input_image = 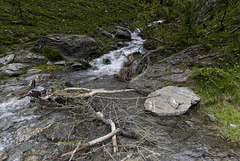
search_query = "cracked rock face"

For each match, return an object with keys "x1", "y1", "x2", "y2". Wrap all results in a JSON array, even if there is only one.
[{"x1": 144, "y1": 86, "x2": 200, "y2": 116}]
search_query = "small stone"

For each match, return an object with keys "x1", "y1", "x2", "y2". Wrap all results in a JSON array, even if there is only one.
[
  {"x1": 0, "y1": 151, "x2": 8, "y2": 161},
  {"x1": 102, "y1": 58, "x2": 111, "y2": 65},
  {"x1": 114, "y1": 26, "x2": 131, "y2": 40},
  {"x1": 27, "y1": 69, "x2": 42, "y2": 74},
  {"x1": 0, "y1": 54, "x2": 15, "y2": 65},
  {"x1": 208, "y1": 114, "x2": 217, "y2": 122},
  {"x1": 54, "y1": 61, "x2": 66, "y2": 66},
  {"x1": 25, "y1": 155, "x2": 39, "y2": 161},
  {"x1": 230, "y1": 124, "x2": 237, "y2": 128},
  {"x1": 100, "y1": 31, "x2": 113, "y2": 38}
]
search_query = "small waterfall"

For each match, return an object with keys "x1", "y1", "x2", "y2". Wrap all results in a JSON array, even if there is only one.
[{"x1": 88, "y1": 29, "x2": 145, "y2": 75}]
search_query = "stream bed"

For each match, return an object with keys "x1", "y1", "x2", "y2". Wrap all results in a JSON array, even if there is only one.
[{"x1": 0, "y1": 30, "x2": 239, "y2": 161}]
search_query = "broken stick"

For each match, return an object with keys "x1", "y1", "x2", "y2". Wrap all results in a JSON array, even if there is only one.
[{"x1": 61, "y1": 128, "x2": 121, "y2": 157}]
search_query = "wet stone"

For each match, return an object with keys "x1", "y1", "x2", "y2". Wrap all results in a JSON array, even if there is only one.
[
  {"x1": 8, "y1": 149, "x2": 23, "y2": 161},
  {"x1": 102, "y1": 58, "x2": 111, "y2": 65},
  {"x1": 24, "y1": 155, "x2": 39, "y2": 161},
  {"x1": 0, "y1": 151, "x2": 8, "y2": 161},
  {"x1": 27, "y1": 69, "x2": 42, "y2": 75},
  {"x1": 54, "y1": 61, "x2": 66, "y2": 66},
  {"x1": 0, "y1": 63, "x2": 28, "y2": 77},
  {"x1": 0, "y1": 54, "x2": 15, "y2": 65},
  {"x1": 14, "y1": 49, "x2": 47, "y2": 65},
  {"x1": 114, "y1": 26, "x2": 131, "y2": 40},
  {"x1": 208, "y1": 114, "x2": 217, "y2": 122}
]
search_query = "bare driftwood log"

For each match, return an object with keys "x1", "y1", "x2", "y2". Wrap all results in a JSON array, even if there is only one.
[
  {"x1": 61, "y1": 128, "x2": 121, "y2": 157},
  {"x1": 41, "y1": 88, "x2": 135, "y2": 101}
]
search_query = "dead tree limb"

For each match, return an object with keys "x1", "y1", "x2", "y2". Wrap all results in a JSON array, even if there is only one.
[
  {"x1": 41, "y1": 88, "x2": 135, "y2": 101},
  {"x1": 230, "y1": 26, "x2": 240, "y2": 34},
  {"x1": 61, "y1": 128, "x2": 121, "y2": 157}
]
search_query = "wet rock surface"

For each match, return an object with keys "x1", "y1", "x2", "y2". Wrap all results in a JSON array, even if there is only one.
[
  {"x1": 144, "y1": 86, "x2": 200, "y2": 116},
  {"x1": 114, "y1": 26, "x2": 131, "y2": 40}
]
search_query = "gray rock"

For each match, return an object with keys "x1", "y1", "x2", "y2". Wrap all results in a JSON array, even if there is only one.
[
  {"x1": 144, "y1": 86, "x2": 200, "y2": 116},
  {"x1": 102, "y1": 58, "x2": 111, "y2": 65},
  {"x1": 42, "y1": 123, "x2": 74, "y2": 142},
  {"x1": 35, "y1": 35, "x2": 98, "y2": 59},
  {"x1": 0, "y1": 63, "x2": 28, "y2": 76},
  {"x1": 71, "y1": 59, "x2": 91, "y2": 70},
  {"x1": 0, "y1": 151, "x2": 8, "y2": 161},
  {"x1": 129, "y1": 68, "x2": 165, "y2": 95},
  {"x1": 100, "y1": 30, "x2": 113, "y2": 38},
  {"x1": 25, "y1": 74, "x2": 51, "y2": 86},
  {"x1": 8, "y1": 149, "x2": 23, "y2": 161},
  {"x1": 25, "y1": 155, "x2": 39, "y2": 161},
  {"x1": 114, "y1": 26, "x2": 131, "y2": 40},
  {"x1": 27, "y1": 69, "x2": 42, "y2": 75},
  {"x1": 129, "y1": 46, "x2": 201, "y2": 94},
  {"x1": 162, "y1": 69, "x2": 193, "y2": 82},
  {"x1": 208, "y1": 114, "x2": 217, "y2": 122},
  {"x1": 54, "y1": 61, "x2": 66, "y2": 66},
  {"x1": 0, "y1": 54, "x2": 15, "y2": 65},
  {"x1": 14, "y1": 49, "x2": 47, "y2": 65}
]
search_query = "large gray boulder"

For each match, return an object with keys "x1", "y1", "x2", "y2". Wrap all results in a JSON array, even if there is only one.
[
  {"x1": 144, "y1": 86, "x2": 200, "y2": 116},
  {"x1": 35, "y1": 35, "x2": 98, "y2": 59},
  {"x1": 14, "y1": 49, "x2": 47, "y2": 65},
  {"x1": 0, "y1": 63, "x2": 28, "y2": 76}
]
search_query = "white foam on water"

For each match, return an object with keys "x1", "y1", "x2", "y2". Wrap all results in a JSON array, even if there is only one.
[{"x1": 88, "y1": 29, "x2": 145, "y2": 76}]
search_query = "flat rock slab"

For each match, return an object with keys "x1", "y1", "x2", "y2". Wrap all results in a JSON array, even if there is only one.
[
  {"x1": 144, "y1": 86, "x2": 200, "y2": 116},
  {"x1": 14, "y1": 49, "x2": 47, "y2": 64},
  {"x1": 0, "y1": 63, "x2": 28, "y2": 76},
  {"x1": 0, "y1": 54, "x2": 15, "y2": 65}
]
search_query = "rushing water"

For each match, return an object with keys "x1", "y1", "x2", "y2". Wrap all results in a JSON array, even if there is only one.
[{"x1": 88, "y1": 29, "x2": 145, "y2": 75}]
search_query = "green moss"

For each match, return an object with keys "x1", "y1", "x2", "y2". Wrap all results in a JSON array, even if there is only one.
[
  {"x1": 42, "y1": 45, "x2": 63, "y2": 62},
  {"x1": 0, "y1": 74, "x2": 10, "y2": 84},
  {"x1": 33, "y1": 63, "x2": 60, "y2": 72}
]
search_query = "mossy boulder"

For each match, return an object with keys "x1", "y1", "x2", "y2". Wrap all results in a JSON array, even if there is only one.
[{"x1": 35, "y1": 35, "x2": 98, "y2": 60}]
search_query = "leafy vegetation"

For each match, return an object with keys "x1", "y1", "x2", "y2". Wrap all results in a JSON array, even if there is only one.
[
  {"x1": 42, "y1": 45, "x2": 63, "y2": 62},
  {"x1": 0, "y1": 0, "x2": 139, "y2": 45},
  {"x1": 33, "y1": 63, "x2": 61, "y2": 72}
]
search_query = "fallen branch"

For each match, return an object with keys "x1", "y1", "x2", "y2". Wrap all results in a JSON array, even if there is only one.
[
  {"x1": 230, "y1": 26, "x2": 240, "y2": 34},
  {"x1": 61, "y1": 128, "x2": 121, "y2": 157},
  {"x1": 108, "y1": 119, "x2": 118, "y2": 153},
  {"x1": 41, "y1": 88, "x2": 135, "y2": 101},
  {"x1": 121, "y1": 153, "x2": 132, "y2": 161}
]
